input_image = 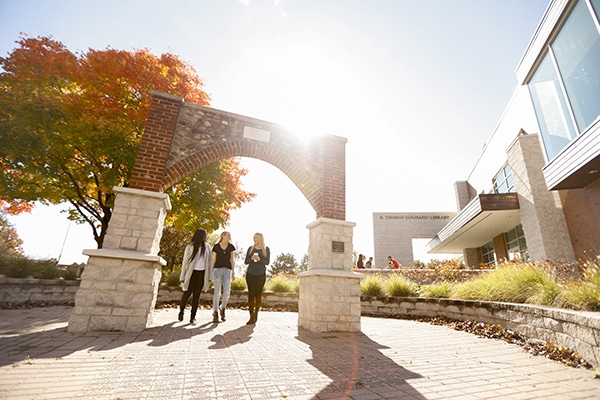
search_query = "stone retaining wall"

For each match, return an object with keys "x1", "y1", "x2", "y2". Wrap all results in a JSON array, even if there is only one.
[
  {"x1": 360, "y1": 296, "x2": 600, "y2": 369},
  {"x1": 1, "y1": 278, "x2": 598, "y2": 368},
  {"x1": 0, "y1": 278, "x2": 80, "y2": 305}
]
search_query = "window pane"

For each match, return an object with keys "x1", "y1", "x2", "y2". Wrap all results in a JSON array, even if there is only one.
[
  {"x1": 506, "y1": 174, "x2": 514, "y2": 192},
  {"x1": 592, "y1": 0, "x2": 600, "y2": 24},
  {"x1": 506, "y1": 229, "x2": 517, "y2": 242},
  {"x1": 552, "y1": 0, "x2": 600, "y2": 132},
  {"x1": 516, "y1": 224, "x2": 524, "y2": 236},
  {"x1": 529, "y1": 55, "x2": 577, "y2": 159}
]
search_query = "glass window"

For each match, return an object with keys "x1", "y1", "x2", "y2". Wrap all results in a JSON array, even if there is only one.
[
  {"x1": 493, "y1": 164, "x2": 515, "y2": 194},
  {"x1": 529, "y1": 52, "x2": 578, "y2": 159},
  {"x1": 591, "y1": 0, "x2": 600, "y2": 33},
  {"x1": 505, "y1": 224, "x2": 528, "y2": 261},
  {"x1": 552, "y1": 0, "x2": 600, "y2": 132},
  {"x1": 528, "y1": 0, "x2": 600, "y2": 160},
  {"x1": 481, "y1": 241, "x2": 496, "y2": 266}
]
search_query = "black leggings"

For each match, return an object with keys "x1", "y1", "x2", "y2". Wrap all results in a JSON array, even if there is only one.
[
  {"x1": 245, "y1": 273, "x2": 266, "y2": 311},
  {"x1": 180, "y1": 270, "x2": 205, "y2": 318}
]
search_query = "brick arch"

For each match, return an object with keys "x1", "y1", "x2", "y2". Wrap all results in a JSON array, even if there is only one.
[
  {"x1": 164, "y1": 142, "x2": 322, "y2": 214},
  {"x1": 130, "y1": 91, "x2": 347, "y2": 220}
]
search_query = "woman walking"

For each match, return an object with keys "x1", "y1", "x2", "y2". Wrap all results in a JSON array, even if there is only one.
[
  {"x1": 211, "y1": 231, "x2": 236, "y2": 323},
  {"x1": 178, "y1": 228, "x2": 213, "y2": 325},
  {"x1": 244, "y1": 232, "x2": 270, "y2": 325}
]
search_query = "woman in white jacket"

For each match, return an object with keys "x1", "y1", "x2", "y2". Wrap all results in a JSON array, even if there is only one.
[{"x1": 178, "y1": 228, "x2": 213, "y2": 325}]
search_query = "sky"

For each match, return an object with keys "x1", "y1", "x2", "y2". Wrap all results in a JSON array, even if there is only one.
[{"x1": 1, "y1": 0, "x2": 550, "y2": 267}]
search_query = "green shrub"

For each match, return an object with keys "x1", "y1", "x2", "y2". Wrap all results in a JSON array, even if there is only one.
[
  {"x1": 166, "y1": 270, "x2": 181, "y2": 287},
  {"x1": 361, "y1": 275, "x2": 384, "y2": 296},
  {"x1": 0, "y1": 257, "x2": 42, "y2": 278},
  {"x1": 35, "y1": 264, "x2": 62, "y2": 279},
  {"x1": 231, "y1": 276, "x2": 247, "y2": 291},
  {"x1": 420, "y1": 281, "x2": 455, "y2": 298},
  {"x1": 269, "y1": 275, "x2": 293, "y2": 292},
  {"x1": 292, "y1": 278, "x2": 300, "y2": 293},
  {"x1": 384, "y1": 274, "x2": 416, "y2": 297},
  {"x1": 62, "y1": 269, "x2": 79, "y2": 280}
]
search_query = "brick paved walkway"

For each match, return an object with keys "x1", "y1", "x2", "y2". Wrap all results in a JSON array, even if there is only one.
[{"x1": 0, "y1": 306, "x2": 598, "y2": 399}]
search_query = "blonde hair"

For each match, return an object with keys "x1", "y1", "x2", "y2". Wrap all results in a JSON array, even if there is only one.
[
  {"x1": 218, "y1": 231, "x2": 230, "y2": 244},
  {"x1": 252, "y1": 232, "x2": 267, "y2": 257}
]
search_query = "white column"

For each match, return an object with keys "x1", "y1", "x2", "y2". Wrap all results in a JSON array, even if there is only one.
[
  {"x1": 299, "y1": 218, "x2": 362, "y2": 332},
  {"x1": 68, "y1": 187, "x2": 170, "y2": 332}
]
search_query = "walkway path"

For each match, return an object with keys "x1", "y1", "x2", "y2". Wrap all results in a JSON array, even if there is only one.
[{"x1": 0, "y1": 306, "x2": 598, "y2": 399}]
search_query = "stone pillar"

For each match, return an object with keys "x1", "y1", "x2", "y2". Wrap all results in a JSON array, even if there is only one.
[
  {"x1": 68, "y1": 187, "x2": 170, "y2": 332},
  {"x1": 462, "y1": 248, "x2": 479, "y2": 267},
  {"x1": 298, "y1": 217, "x2": 362, "y2": 332},
  {"x1": 506, "y1": 133, "x2": 575, "y2": 261}
]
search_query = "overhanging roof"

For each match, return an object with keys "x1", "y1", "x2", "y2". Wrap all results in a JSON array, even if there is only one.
[
  {"x1": 426, "y1": 193, "x2": 520, "y2": 254},
  {"x1": 543, "y1": 121, "x2": 600, "y2": 190}
]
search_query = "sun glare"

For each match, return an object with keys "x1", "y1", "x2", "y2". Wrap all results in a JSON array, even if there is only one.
[{"x1": 245, "y1": 32, "x2": 362, "y2": 144}]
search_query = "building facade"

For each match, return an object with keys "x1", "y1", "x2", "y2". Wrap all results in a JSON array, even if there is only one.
[
  {"x1": 372, "y1": 212, "x2": 456, "y2": 267},
  {"x1": 424, "y1": 0, "x2": 600, "y2": 266}
]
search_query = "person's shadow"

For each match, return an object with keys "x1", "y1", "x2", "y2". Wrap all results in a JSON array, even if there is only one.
[
  {"x1": 208, "y1": 325, "x2": 254, "y2": 349},
  {"x1": 296, "y1": 328, "x2": 426, "y2": 399}
]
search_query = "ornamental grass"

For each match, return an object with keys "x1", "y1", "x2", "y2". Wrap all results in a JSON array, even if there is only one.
[
  {"x1": 451, "y1": 262, "x2": 562, "y2": 305},
  {"x1": 360, "y1": 274, "x2": 385, "y2": 296}
]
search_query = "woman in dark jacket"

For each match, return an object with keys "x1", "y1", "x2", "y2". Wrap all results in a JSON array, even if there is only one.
[{"x1": 244, "y1": 232, "x2": 270, "y2": 325}]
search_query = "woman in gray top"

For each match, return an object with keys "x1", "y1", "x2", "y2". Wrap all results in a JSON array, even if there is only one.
[{"x1": 244, "y1": 232, "x2": 270, "y2": 325}]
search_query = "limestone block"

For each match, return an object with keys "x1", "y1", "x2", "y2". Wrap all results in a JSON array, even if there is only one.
[
  {"x1": 111, "y1": 307, "x2": 148, "y2": 317},
  {"x1": 142, "y1": 269, "x2": 161, "y2": 288},
  {"x1": 473, "y1": 306, "x2": 495, "y2": 319},
  {"x1": 90, "y1": 281, "x2": 118, "y2": 291},
  {"x1": 108, "y1": 213, "x2": 128, "y2": 229},
  {"x1": 126, "y1": 316, "x2": 151, "y2": 332},
  {"x1": 120, "y1": 236, "x2": 138, "y2": 251},
  {"x1": 71, "y1": 292, "x2": 95, "y2": 306},
  {"x1": 107, "y1": 266, "x2": 138, "y2": 283},
  {"x1": 88, "y1": 315, "x2": 128, "y2": 332},
  {"x1": 138, "y1": 238, "x2": 157, "y2": 253},
  {"x1": 73, "y1": 305, "x2": 113, "y2": 316},
  {"x1": 141, "y1": 216, "x2": 160, "y2": 231},
  {"x1": 67, "y1": 315, "x2": 90, "y2": 332},
  {"x1": 96, "y1": 290, "x2": 133, "y2": 307},
  {"x1": 102, "y1": 235, "x2": 120, "y2": 250},
  {"x1": 562, "y1": 322, "x2": 596, "y2": 345},
  {"x1": 125, "y1": 215, "x2": 144, "y2": 230},
  {"x1": 131, "y1": 293, "x2": 155, "y2": 309}
]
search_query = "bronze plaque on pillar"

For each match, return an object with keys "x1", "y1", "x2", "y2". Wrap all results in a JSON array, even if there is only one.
[{"x1": 332, "y1": 241, "x2": 345, "y2": 253}]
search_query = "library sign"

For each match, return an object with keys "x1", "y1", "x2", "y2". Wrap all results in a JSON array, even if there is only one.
[{"x1": 379, "y1": 215, "x2": 451, "y2": 220}]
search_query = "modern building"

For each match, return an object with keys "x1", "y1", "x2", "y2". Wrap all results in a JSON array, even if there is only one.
[
  {"x1": 425, "y1": 0, "x2": 600, "y2": 266},
  {"x1": 374, "y1": 0, "x2": 599, "y2": 267}
]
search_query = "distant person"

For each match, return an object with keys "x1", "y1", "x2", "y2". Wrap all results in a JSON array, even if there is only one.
[
  {"x1": 211, "y1": 231, "x2": 236, "y2": 323},
  {"x1": 244, "y1": 232, "x2": 270, "y2": 325},
  {"x1": 356, "y1": 254, "x2": 365, "y2": 269},
  {"x1": 179, "y1": 228, "x2": 213, "y2": 325},
  {"x1": 365, "y1": 257, "x2": 374, "y2": 269},
  {"x1": 387, "y1": 255, "x2": 399, "y2": 269}
]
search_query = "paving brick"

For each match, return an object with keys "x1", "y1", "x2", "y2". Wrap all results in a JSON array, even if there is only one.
[{"x1": 0, "y1": 305, "x2": 599, "y2": 399}]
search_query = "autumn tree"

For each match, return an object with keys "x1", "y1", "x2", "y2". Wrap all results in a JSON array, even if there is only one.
[
  {"x1": 0, "y1": 35, "x2": 254, "y2": 248},
  {"x1": 0, "y1": 210, "x2": 24, "y2": 257}
]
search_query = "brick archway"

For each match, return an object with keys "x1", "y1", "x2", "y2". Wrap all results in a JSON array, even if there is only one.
[
  {"x1": 69, "y1": 91, "x2": 361, "y2": 334},
  {"x1": 129, "y1": 91, "x2": 346, "y2": 220}
]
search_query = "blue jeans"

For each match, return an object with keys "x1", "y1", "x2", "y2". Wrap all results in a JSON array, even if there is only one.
[{"x1": 213, "y1": 267, "x2": 232, "y2": 312}]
